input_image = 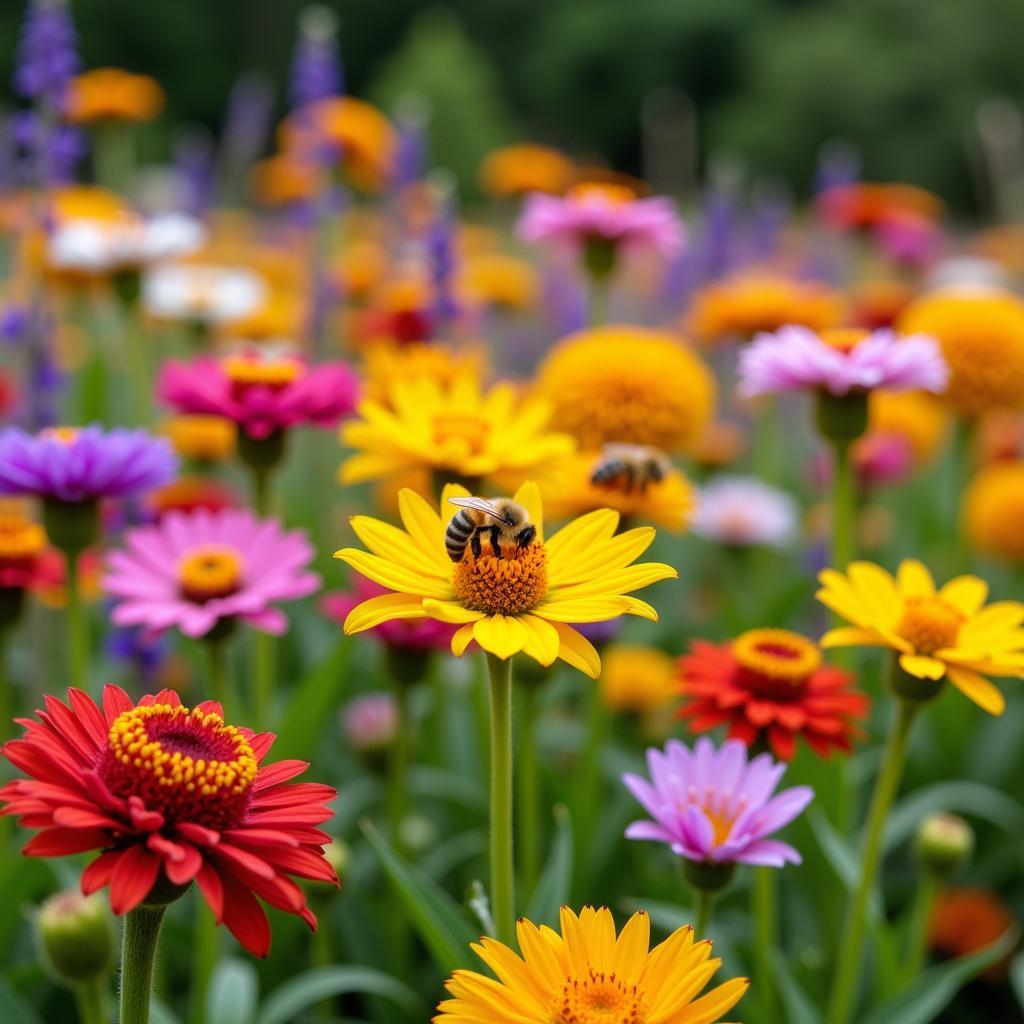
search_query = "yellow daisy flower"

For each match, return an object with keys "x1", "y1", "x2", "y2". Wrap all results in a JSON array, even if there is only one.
[
  {"x1": 335, "y1": 481, "x2": 677, "y2": 676},
  {"x1": 339, "y1": 377, "x2": 574, "y2": 488},
  {"x1": 434, "y1": 906, "x2": 748, "y2": 1023},
  {"x1": 817, "y1": 559, "x2": 1024, "y2": 714}
]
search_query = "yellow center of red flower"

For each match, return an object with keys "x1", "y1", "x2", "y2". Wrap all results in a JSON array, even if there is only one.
[
  {"x1": 555, "y1": 969, "x2": 645, "y2": 1023},
  {"x1": 178, "y1": 547, "x2": 242, "y2": 603},
  {"x1": 820, "y1": 328, "x2": 869, "y2": 354},
  {"x1": 452, "y1": 544, "x2": 548, "y2": 616},
  {"x1": 896, "y1": 596, "x2": 963, "y2": 654},
  {"x1": 222, "y1": 354, "x2": 303, "y2": 390},
  {"x1": 733, "y1": 628, "x2": 822, "y2": 699},
  {"x1": 102, "y1": 703, "x2": 258, "y2": 828},
  {"x1": 0, "y1": 515, "x2": 46, "y2": 565}
]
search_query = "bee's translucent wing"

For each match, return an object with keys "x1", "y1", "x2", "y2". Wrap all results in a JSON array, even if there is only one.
[{"x1": 447, "y1": 496, "x2": 506, "y2": 522}]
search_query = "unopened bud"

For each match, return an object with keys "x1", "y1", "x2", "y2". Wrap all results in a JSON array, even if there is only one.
[
  {"x1": 36, "y1": 891, "x2": 113, "y2": 985},
  {"x1": 915, "y1": 813, "x2": 974, "y2": 878}
]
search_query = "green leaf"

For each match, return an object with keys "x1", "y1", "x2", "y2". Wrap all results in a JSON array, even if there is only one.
[
  {"x1": 271, "y1": 637, "x2": 352, "y2": 763},
  {"x1": 0, "y1": 979, "x2": 41, "y2": 1024},
  {"x1": 150, "y1": 998, "x2": 184, "y2": 1024},
  {"x1": 206, "y1": 958, "x2": 259, "y2": 1024},
  {"x1": 884, "y1": 782, "x2": 1024, "y2": 852},
  {"x1": 408, "y1": 766, "x2": 485, "y2": 811},
  {"x1": 771, "y1": 950, "x2": 821, "y2": 1024},
  {"x1": 526, "y1": 804, "x2": 573, "y2": 928},
  {"x1": 861, "y1": 928, "x2": 1018, "y2": 1024},
  {"x1": 1010, "y1": 950, "x2": 1024, "y2": 1010},
  {"x1": 359, "y1": 819, "x2": 478, "y2": 975},
  {"x1": 256, "y1": 966, "x2": 423, "y2": 1024}
]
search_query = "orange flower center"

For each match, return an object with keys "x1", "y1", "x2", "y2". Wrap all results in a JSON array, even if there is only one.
[
  {"x1": 178, "y1": 547, "x2": 242, "y2": 603},
  {"x1": 0, "y1": 515, "x2": 46, "y2": 565},
  {"x1": 555, "y1": 969, "x2": 645, "y2": 1023},
  {"x1": 733, "y1": 628, "x2": 821, "y2": 699},
  {"x1": 431, "y1": 412, "x2": 489, "y2": 457},
  {"x1": 820, "y1": 328, "x2": 869, "y2": 354},
  {"x1": 452, "y1": 544, "x2": 548, "y2": 616},
  {"x1": 42, "y1": 426, "x2": 80, "y2": 445},
  {"x1": 222, "y1": 354, "x2": 303, "y2": 390},
  {"x1": 896, "y1": 596, "x2": 963, "y2": 654},
  {"x1": 101, "y1": 703, "x2": 257, "y2": 828},
  {"x1": 568, "y1": 182, "x2": 637, "y2": 205}
]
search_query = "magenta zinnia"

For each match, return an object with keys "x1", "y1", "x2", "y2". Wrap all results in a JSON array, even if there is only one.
[{"x1": 0, "y1": 685, "x2": 338, "y2": 956}]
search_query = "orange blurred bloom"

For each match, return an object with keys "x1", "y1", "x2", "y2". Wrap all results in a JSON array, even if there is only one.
[
  {"x1": 817, "y1": 182, "x2": 943, "y2": 231},
  {"x1": 478, "y1": 143, "x2": 575, "y2": 198},
  {"x1": 250, "y1": 153, "x2": 317, "y2": 207},
  {"x1": 929, "y1": 887, "x2": 1015, "y2": 980},
  {"x1": 65, "y1": 68, "x2": 164, "y2": 124}
]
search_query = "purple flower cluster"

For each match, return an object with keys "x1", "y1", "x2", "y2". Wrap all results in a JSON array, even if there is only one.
[
  {"x1": 623, "y1": 737, "x2": 813, "y2": 867},
  {"x1": 13, "y1": 0, "x2": 79, "y2": 105},
  {"x1": 0, "y1": 425, "x2": 178, "y2": 502},
  {"x1": 289, "y1": 5, "x2": 344, "y2": 110}
]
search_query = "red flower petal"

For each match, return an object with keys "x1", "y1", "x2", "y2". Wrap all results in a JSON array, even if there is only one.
[
  {"x1": 23, "y1": 827, "x2": 109, "y2": 856},
  {"x1": 109, "y1": 846, "x2": 161, "y2": 915}
]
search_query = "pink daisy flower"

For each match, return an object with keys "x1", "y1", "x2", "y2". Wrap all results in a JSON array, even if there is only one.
[
  {"x1": 517, "y1": 184, "x2": 684, "y2": 259},
  {"x1": 623, "y1": 737, "x2": 813, "y2": 867},
  {"x1": 104, "y1": 508, "x2": 320, "y2": 639},
  {"x1": 738, "y1": 326, "x2": 948, "y2": 399},
  {"x1": 157, "y1": 350, "x2": 359, "y2": 441}
]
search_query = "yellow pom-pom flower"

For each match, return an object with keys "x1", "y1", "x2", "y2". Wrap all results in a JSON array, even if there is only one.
[
  {"x1": 339, "y1": 376, "x2": 574, "y2": 488},
  {"x1": 434, "y1": 906, "x2": 748, "y2": 1023},
  {"x1": 817, "y1": 559, "x2": 1024, "y2": 714},
  {"x1": 898, "y1": 289, "x2": 1024, "y2": 417},
  {"x1": 535, "y1": 326, "x2": 715, "y2": 453},
  {"x1": 335, "y1": 481, "x2": 676, "y2": 676},
  {"x1": 963, "y1": 461, "x2": 1024, "y2": 564}
]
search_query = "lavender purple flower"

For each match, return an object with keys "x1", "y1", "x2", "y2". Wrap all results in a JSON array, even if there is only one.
[{"x1": 290, "y1": 5, "x2": 343, "y2": 110}]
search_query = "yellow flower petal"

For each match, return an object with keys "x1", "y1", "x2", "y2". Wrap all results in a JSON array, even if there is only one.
[
  {"x1": 335, "y1": 548, "x2": 451, "y2": 599},
  {"x1": 549, "y1": 563, "x2": 677, "y2": 601},
  {"x1": 551, "y1": 622, "x2": 601, "y2": 677},
  {"x1": 821, "y1": 626, "x2": 896, "y2": 650},
  {"x1": 899, "y1": 653, "x2": 946, "y2": 679},
  {"x1": 473, "y1": 615, "x2": 528, "y2": 659},
  {"x1": 621, "y1": 595, "x2": 659, "y2": 621},
  {"x1": 848, "y1": 561, "x2": 902, "y2": 628},
  {"x1": 958, "y1": 601, "x2": 1024, "y2": 643},
  {"x1": 517, "y1": 613, "x2": 560, "y2": 666},
  {"x1": 946, "y1": 666, "x2": 1006, "y2": 715},
  {"x1": 423, "y1": 599, "x2": 486, "y2": 624},
  {"x1": 342, "y1": 593, "x2": 427, "y2": 634},
  {"x1": 545, "y1": 508, "x2": 619, "y2": 564},
  {"x1": 938, "y1": 575, "x2": 990, "y2": 616},
  {"x1": 338, "y1": 452, "x2": 404, "y2": 485},
  {"x1": 534, "y1": 596, "x2": 633, "y2": 622},
  {"x1": 451, "y1": 623, "x2": 475, "y2": 656},
  {"x1": 512, "y1": 480, "x2": 545, "y2": 544},
  {"x1": 399, "y1": 487, "x2": 447, "y2": 558},
  {"x1": 549, "y1": 525, "x2": 656, "y2": 586},
  {"x1": 349, "y1": 515, "x2": 450, "y2": 578},
  {"x1": 897, "y1": 559, "x2": 935, "y2": 598},
  {"x1": 676, "y1": 976, "x2": 750, "y2": 1024}
]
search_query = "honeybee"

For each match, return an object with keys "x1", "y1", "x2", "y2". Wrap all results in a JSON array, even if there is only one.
[
  {"x1": 445, "y1": 496, "x2": 538, "y2": 562},
  {"x1": 589, "y1": 443, "x2": 671, "y2": 494}
]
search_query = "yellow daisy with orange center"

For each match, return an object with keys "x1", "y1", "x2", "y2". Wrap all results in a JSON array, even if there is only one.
[
  {"x1": 335, "y1": 482, "x2": 676, "y2": 675},
  {"x1": 817, "y1": 560, "x2": 1024, "y2": 714}
]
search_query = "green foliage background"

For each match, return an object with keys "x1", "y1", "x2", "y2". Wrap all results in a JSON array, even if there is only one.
[{"x1": 3, "y1": 0, "x2": 1024, "y2": 205}]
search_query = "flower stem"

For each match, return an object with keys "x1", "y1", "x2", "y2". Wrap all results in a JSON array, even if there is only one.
[
  {"x1": 694, "y1": 888, "x2": 715, "y2": 939},
  {"x1": 517, "y1": 683, "x2": 541, "y2": 897},
  {"x1": 587, "y1": 276, "x2": 609, "y2": 327},
  {"x1": 752, "y1": 867, "x2": 778, "y2": 1020},
  {"x1": 827, "y1": 698, "x2": 920, "y2": 1024},
  {"x1": 387, "y1": 686, "x2": 411, "y2": 855},
  {"x1": 73, "y1": 976, "x2": 106, "y2": 1024},
  {"x1": 251, "y1": 631, "x2": 274, "y2": 732},
  {"x1": 66, "y1": 552, "x2": 88, "y2": 694},
  {"x1": 189, "y1": 898, "x2": 219, "y2": 1024},
  {"x1": 119, "y1": 904, "x2": 167, "y2": 1024},
  {"x1": 572, "y1": 680, "x2": 609, "y2": 893},
  {"x1": 207, "y1": 640, "x2": 230, "y2": 710},
  {"x1": 831, "y1": 439, "x2": 856, "y2": 570},
  {"x1": 486, "y1": 652, "x2": 515, "y2": 944},
  {"x1": 901, "y1": 870, "x2": 938, "y2": 982}
]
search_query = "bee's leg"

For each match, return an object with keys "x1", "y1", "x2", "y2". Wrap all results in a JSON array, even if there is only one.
[
  {"x1": 490, "y1": 524, "x2": 502, "y2": 558},
  {"x1": 471, "y1": 529, "x2": 483, "y2": 559}
]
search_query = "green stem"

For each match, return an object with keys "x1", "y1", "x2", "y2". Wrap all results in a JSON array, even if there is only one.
[
  {"x1": 251, "y1": 631, "x2": 274, "y2": 732},
  {"x1": 902, "y1": 871, "x2": 938, "y2": 982},
  {"x1": 73, "y1": 977, "x2": 106, "y2": 1024},
  {"x1": 827, "y1": 698, "x2": 920, "y2": 1024},
  {"x1": 517, "y1": 684, "x2": 541, "y2": 897},
  {"x1": 119, "y1": 905, "x2": 167, "y2": 1024},
  {"x1": 486, "y1": 652, "x2": 515, "y2": 944},
  {"x1": 189, "y1": 898, "x2": 219, "y2": 1024},
  {"x1": 387, "y1": 687, "x2": 410, "y2": 854},
  {"x1": 587, "y1": 275, "x2": 609, "y2": 327},
  {"x1": 832, "y1": 440, "x2": 856, "y2": 570},
  {"x1": 311, "y1": 921, "x2": 334, "y2": 1021},
  {"x1": 66, "y1": 553, "x2": 88, "y2": 694},
  {"x1": 752, "y1": 867, "x2": 778, "y2": 1021},
  {"x1": 693, "y1": 889, "x2": 715, "y2": 939},
  {"x1": 252, "y1": 469, "x2": 270, "y2": 518},
  {"x1": 573, "y1": 681, "x2": 610, "y2": 892},
  {"x1": 207, "y1": 641, "x2": 230, "y2": 710}
]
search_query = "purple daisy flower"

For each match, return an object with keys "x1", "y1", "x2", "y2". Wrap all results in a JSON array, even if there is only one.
[
  {"x1": 738, "y1": 325, "x2": 949, "y2": 399},
  {"x1": 0, "y1": 425, "x2": 178, "y2": 502},
  {"x1": 622, "y1": 737, "x2": 813, "y2": 867}
]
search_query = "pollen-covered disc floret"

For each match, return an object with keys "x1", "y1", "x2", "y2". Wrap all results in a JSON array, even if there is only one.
[
  {"x1": 222, "y1": 354, "x2": 305, "y2": 392},
  {"x1": 178, "y1": 546, "x2": 243, "y2": 603},
  {"x1": 102, "y1": 704, "x2": 257, "y2": 829},
  {"x1": 556, "y1": 968, "x2": 645, "y2": 1023},
  {"x1": 896, "y1": 596, "x2": 963, "y2": 654},
  {"x1": 733, "y1": 628, "x2": 822, "y2": 698},
  {"x1": 452, "y1": 544, "x2": 548, "y2": 616}
]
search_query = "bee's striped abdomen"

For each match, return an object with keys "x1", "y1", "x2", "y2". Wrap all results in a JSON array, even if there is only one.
[{"x1": 445, "y1": 509, "x2": 476, "y2": 561}]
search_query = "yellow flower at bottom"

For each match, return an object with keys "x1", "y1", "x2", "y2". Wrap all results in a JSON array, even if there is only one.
[
  {"x1": 335, "y1": 482, "x2": 677, "y2": 676},
  {"x1": 434, "y1": 906, "x2": 748, "y2": 1023},
  {"x1": 817, "y1": 559, "x2": 1024, "y2": 714}
]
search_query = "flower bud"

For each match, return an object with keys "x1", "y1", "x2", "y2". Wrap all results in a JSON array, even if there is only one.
[
  {"x1": 36, "y1": 891, "x2": 113, "y2": 985},
  {"x1": 342, "y1": 694, "x2": 398, "y2": 768},
  {"x1": 915, "y1": 813, "x2": 974, "y2": 878}
]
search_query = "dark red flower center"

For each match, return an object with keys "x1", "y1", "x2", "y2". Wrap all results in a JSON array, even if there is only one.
[
  {"x1": 100, "y1": 704, "x2": 257, "y2": 829},
  {"x1": 732, "y1": 628, "x2": 821, "y2": 701}
]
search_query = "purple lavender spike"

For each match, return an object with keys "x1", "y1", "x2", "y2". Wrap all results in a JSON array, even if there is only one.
[
  {"x1": 13, "y1": 0, "x2": 79, "y2": 107},
  {"x1": 290, "y1": 5, "x2": 343, "y2": 110},
  {"x1": 393, "y1": 95, "x2": 430, "y2": 191},
  {"x1": 749, "y1": 181, "x2": 791, "y2": 262},
  {"x1": 815, "y1": 139, "x2": 861, "y2": 195},
  {"x1": 173, "y1": 127, "x2": 215, "y2": 217},
  {"x1": 428, "y1": 181, "x2": 460, "y2": 330}
]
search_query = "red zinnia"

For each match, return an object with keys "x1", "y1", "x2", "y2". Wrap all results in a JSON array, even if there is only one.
[
  {"x1": 0, "y1": 685, "x2": 338, "y2": 956},
  {"x1": 675, "y1": 628, "x2": 868, "y2": 760}
]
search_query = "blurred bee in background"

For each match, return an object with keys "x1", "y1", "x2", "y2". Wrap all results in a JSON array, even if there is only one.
[
  {"x1": 445, "y1": 496, "x2": 537, "y2": 561},
  {"x1": 590, "y1": 443, "x2": 671, "y2": 494}
]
